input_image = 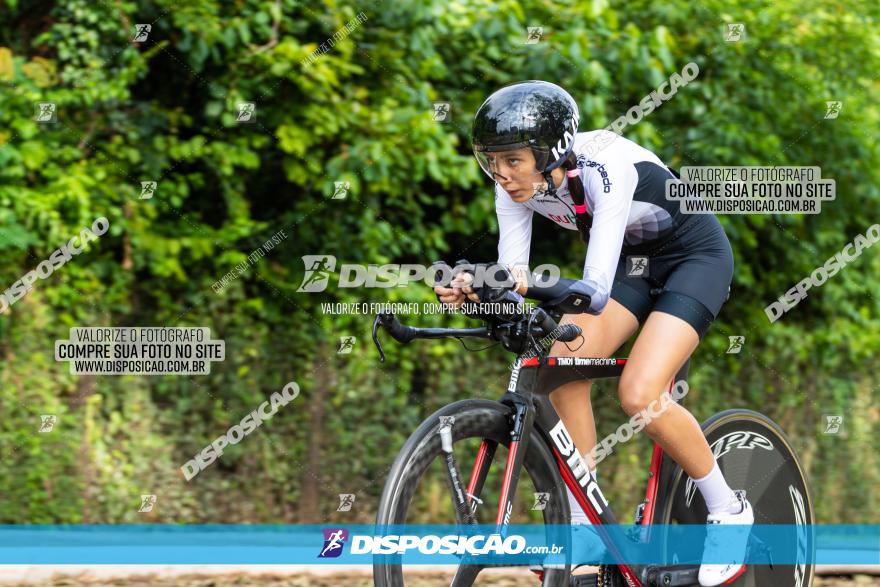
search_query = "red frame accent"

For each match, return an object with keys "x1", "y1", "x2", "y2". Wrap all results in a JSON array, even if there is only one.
[
  {"x1": 642, "y1": 443, "x2": 664, "y2": 526},
  {"x1": 641, "y1": 378, "x2": 677, "y2": 526},
  {"x1": 495, "y1": 441, "x2": 519, "y2": 524},
  {"x1": 551, "y1": 445, "x2": 644, "y2": 587},
  {"x1": 466, "y1": 441, "x2": 491, "y2": 500},
  {"x1": 551, "y1": 446, "x2": 604, "y2": 525},
  {"x1": 641, "y1": 378, "x2": 677, "y2": 525}
]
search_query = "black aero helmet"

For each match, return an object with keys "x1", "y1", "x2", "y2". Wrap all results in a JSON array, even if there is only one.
[{"x1": 472, "y1": 80, "x2": 580, "y2": 181}]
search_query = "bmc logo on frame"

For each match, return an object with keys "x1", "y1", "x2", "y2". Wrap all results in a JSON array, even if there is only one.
[{"x1": 549, "y1": 421, "x2": 608, "y2": 514}]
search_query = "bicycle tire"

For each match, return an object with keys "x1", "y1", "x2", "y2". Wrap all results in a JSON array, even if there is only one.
[
  {"x1": 374, "y1": 399, "x2": 572, "y2": 587},
  {"x1": 652, "y1": 409, "x2": 815, "y2": 587}
]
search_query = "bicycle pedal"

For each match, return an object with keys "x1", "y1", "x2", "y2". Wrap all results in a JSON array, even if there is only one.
[{"x1": 652, "y1": 565, "x2": 700, "y2": 586}]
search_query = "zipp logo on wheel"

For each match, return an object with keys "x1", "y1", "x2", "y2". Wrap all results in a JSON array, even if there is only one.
[
  {"x1": 685, "y1": 431, "x2": 773, "y2": 506},
  {"x1": 318, "y1": 528, "x2": 349, "y2": 558}
]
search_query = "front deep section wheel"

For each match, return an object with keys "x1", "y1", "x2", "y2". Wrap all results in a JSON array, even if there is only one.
[
  {"x1": 654, "y1": 409, "x2": 815, "y2": 587},
  {"x1": 374, "y1": 399, "x2": 572, "y2": 587}
]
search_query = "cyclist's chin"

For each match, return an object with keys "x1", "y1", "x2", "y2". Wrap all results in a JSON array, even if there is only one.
[{"x1": 509, "y1": 189, "x2": 535, "y2": 202}]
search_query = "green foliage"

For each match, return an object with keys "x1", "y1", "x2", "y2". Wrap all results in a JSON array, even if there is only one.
[{"x1": 0, "y1": 0, "x2": 877, "y2": 524}]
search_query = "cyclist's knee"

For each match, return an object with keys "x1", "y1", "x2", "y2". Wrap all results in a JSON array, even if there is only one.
[{"x1": 617, "y1": 374, "x2": 666, "y2": 417}]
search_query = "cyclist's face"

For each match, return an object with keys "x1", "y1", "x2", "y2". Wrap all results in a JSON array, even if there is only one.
[{"x1": 484, "y1": 148, "x2": 544, "y2": 202}]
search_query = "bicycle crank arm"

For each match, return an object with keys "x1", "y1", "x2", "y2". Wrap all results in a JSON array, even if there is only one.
[
  {"x1": 641, "y1": 544, "x2": 767, "y2": 586},
  {"x1": 644, "y1": 564, "x2": 700, "y2": 586}
]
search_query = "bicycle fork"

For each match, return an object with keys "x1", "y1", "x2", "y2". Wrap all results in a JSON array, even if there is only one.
[
  {"x1": 494, "y1": 396, "x2": 534, "y2": 530},
  {"x1": 444, "y1": 399, "x2": 536, "y2": 534},
  {"x1": 438, "y1": 417, "x2": 480, "y2": 527},
  {"x1": 439, "y1": 396, "x2": 535, "y2": 587}
]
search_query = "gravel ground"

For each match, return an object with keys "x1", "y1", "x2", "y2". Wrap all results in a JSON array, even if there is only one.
[{"x1": 4, "y1": 572, "x2": 877, "y2": 587}]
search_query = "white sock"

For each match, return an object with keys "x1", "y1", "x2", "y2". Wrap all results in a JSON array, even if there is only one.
[
  {"x1": 566, "y1": 468, "x2": 597, "y2": 524},
  {"x1": 692, "y1": 461, "x2": 739, "y2": 515}
]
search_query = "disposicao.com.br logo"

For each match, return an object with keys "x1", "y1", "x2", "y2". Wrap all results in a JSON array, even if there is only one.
[
  {"x1": 349, "y1": 533, "x2": 532, "y2": 555},
  {"x1": 317, "y1": 529, "x2": 560, "y2": 558},
  {"x1": 296, "y1": 255, "x2": 560, "y2": 292}
]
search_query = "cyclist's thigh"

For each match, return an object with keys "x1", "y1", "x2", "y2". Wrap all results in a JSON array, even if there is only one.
[
  {"x1": 655, "y1": 217, "x2": 734, "y2": 338},
  {"x1": 549, "y1": 297, "x2": 639, "y2": 358}
]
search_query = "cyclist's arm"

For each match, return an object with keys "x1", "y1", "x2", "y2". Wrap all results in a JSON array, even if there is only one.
[
  {"x1": 524, "y1": 158, "x2": 638, "y2": 314},
  {"x1": 575, "y1": 157, "x2": 638, "y2": 313},
  {"x1": 495, "y1": 184, "x2": 534, "y2": 295}
]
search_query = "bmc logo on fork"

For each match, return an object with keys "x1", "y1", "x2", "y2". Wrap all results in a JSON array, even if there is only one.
[{"x1": 549, "y1": 421, "x2": 609, "y2": 514}]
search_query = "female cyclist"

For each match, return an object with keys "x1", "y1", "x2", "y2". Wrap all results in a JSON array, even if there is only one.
[{"x1": 433, "y1": 80, "x2": 752, "y2": 586}]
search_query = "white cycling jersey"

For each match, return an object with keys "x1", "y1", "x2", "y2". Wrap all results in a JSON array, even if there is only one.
[{"x1": 495, "y1": 130, "x2": 689, "y2": 314}]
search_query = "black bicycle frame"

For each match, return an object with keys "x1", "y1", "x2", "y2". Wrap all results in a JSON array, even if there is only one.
[
  {"x1": 465, "y1": 354, "x2": 691, "y2": 587},
  {"x1": 372, "y1": 309, "x2": 693, "y2": 586}
]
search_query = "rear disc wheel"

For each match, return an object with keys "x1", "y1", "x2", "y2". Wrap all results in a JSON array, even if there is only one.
[{"x1": 655, "y1": 409, "x2": 815, "y2": 587}]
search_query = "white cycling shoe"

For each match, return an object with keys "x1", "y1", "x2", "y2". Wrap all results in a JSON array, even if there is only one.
[{"x1": 698, "y1": 490, "x2": 754, "y2": 586}]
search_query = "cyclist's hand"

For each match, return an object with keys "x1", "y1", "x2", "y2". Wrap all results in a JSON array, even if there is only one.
[
  {"x1": 434, "y1": 280, "x2": 464, "y2": 308},
  {"x1": 455, "y1": 272, "x2": 481, "y2": 303},
  {"x1": 433, "y1": 284, "x2": 465, "y2": 307},
  {"x1": 433, "y1": 272, "x2": 479, "y2": 306}
]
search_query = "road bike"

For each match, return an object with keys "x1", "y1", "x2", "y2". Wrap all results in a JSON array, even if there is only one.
[{"x1": 370, "y1": 274, "x2": 814, "y2": 587}]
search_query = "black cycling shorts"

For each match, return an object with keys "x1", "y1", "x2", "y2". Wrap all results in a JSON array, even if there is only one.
[{"x1": 609, "y1": 214, "x2": 734, "y2": 339}]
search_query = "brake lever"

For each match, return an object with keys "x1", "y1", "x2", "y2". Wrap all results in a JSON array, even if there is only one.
[{"x1": 371, "y1": 314, "x2": 386, "y2": 363}]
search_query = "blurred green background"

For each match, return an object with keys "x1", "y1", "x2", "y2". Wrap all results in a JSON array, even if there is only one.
[{"x1": 0, "y1": 0, "x2": 877, "y2": 525}]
